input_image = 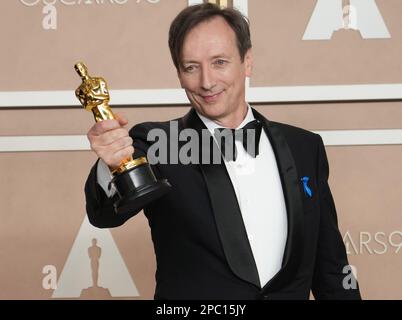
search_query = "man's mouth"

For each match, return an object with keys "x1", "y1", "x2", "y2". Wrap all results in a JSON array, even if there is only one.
[{"x1": 200, "y1": 91, "x2": 222, "y2": 103}]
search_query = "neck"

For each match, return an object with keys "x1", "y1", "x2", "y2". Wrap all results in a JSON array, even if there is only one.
[{"x1": 213, "y1": 102, "x2": 248, "y2": 129}]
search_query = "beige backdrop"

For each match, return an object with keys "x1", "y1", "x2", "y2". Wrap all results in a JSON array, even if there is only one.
[{"x1": 0, "y1": 0, "x2": 401, "y2": 300}]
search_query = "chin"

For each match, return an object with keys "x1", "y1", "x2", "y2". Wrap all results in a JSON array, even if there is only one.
[{"x1": 201, "y1": 105, "x2": 226, "y2": 119}]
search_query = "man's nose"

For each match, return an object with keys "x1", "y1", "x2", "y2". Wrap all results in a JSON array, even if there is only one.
[{"x1": 200, "y1": 66, "x2": 216, "y2": 91}]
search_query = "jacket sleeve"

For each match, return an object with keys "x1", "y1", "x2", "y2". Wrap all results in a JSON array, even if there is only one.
[
  {"x1": 84, "y1": 123, "x2": 156, "y2": 228},
  {"x1": 311, "y1": 135, "x2": 362, "y2": 300}
]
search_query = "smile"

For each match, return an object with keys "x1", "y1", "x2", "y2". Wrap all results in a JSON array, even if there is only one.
[{"x1": 201, "y1": 92, "x2": 222, "y2": 103}]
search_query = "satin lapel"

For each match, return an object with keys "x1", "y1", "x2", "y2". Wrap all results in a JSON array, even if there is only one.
[
  {"x1": 181, "y1": 109, "x2": 261, "y2": 289},
  {"x1": 253, "y1": 109, "x2": 304, "y2": 291}
]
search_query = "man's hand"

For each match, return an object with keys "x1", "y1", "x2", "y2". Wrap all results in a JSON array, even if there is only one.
[{"x1": 87, "y1": 113, "x2": 134, "y2": 171}]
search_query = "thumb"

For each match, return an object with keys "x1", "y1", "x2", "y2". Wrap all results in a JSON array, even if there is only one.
[{"x1": 115, "y1": 113, "x2": 129, "y2": 127}]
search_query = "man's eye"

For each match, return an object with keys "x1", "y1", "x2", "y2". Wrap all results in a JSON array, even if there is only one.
[
  {"x1": 214, "y1": 59, "x2": 227, "y2": 66},
  {"x1": 184, "y1": 65, "x2": 196, "y2": 73}
]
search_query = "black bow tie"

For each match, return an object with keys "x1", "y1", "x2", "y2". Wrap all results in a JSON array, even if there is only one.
[{"x1": 214, "y1": 120, "x2": 263, "y2": 162}]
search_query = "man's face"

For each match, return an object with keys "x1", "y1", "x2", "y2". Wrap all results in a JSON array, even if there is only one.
[{"x1": 178, "y1": 17, "x2": 253, "y2": 125}]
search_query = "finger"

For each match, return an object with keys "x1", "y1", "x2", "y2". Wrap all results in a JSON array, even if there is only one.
[
  {"x1": 99, "y1": 128, "x2": 130, "y2": 146},
  {"x1": 92, "y1": 119, "x2": 121, "y2": 135},
  {"x1": 94, "y1": 136, "x2": 132, "y2": 161},
  {"x1": 115, "y1": 113, "x2": 129, "y2": 127},
  {"x1": 108, "y1": 136, "x2": 133, "y2": 151},
  {"x1": 110, "y1": 146, "x2": 135, "y2": 168}
]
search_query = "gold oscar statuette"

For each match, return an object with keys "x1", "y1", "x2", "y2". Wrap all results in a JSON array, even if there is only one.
[{"x1": 75, "y1": 62, "x2": 171, "y2": 215}]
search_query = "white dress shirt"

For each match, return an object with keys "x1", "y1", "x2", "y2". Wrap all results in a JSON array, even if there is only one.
[
  {"x1": 197, "y1": 106, "x2": 288, "y2": 287},
  {"x1": 97, "y1": 106, "x2": 288, "y2": 287}
]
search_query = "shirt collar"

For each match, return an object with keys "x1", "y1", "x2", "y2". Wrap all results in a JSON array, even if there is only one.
[{"x1": 196, "y1": 104, "x2": 255, "y2": 133}]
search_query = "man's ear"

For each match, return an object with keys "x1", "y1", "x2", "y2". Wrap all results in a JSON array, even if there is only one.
[{"x1": 244, "y1": 48, "x2": 253, "y2": 78}]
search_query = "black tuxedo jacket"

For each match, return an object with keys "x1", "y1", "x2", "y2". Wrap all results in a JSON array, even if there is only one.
[{"x1": 84, "y1": 108, "x2": 361, "y2": 300}]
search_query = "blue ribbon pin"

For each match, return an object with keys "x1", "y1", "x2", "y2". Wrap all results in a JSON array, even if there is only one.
[{"x1": 301, "y1": 176, "x2": 313, "y2": 198}]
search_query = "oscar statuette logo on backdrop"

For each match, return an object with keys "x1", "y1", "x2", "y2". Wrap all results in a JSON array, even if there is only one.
[
  {"x1": 43, "y1": 216, "x2": 140, "y2": 299},
  {"x1": 303, "y1": 0, "x2": 391, "y2": 40}
]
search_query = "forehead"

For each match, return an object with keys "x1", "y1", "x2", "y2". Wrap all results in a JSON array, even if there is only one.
[{"x1": 181, "y1": 16, "x2": 238, "y2": 61}]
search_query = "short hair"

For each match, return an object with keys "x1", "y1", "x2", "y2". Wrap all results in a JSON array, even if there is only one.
[{"x1": 168, "y1": 3, "x2": 252, "y2": 71}]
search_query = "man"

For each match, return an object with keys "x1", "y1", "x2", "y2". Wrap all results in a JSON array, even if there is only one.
[{"x1": 84, "y1": 3, "x2": 361, "y2": 300}]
